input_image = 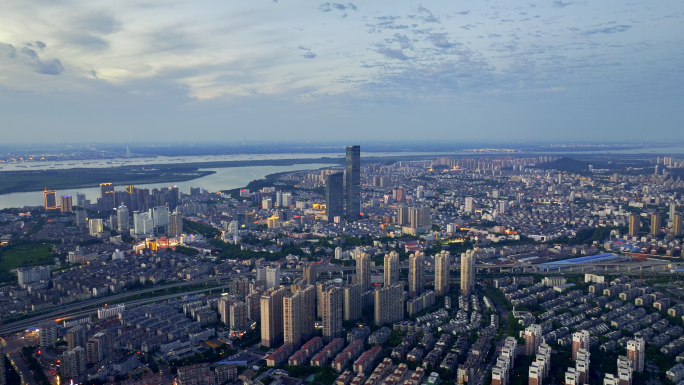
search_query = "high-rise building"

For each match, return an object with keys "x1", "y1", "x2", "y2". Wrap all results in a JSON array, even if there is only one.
[
  {"x1": 464, "y1": 197, "x2": 474, "y2": 213},
  {"x1": 299, "y1": 285, "x2": 316, "y2": 342},
  {"x1": 44, "y1": 189, "x2": 59, "y2": 210},
  {"x1": 384, "y1": 251, "x2": 399, "y2": 287},
  {"x1": 75, "y1": 210, "x2": 87, "y2": 227},
  {"x1": 151, "y1": 206, "x2": 170, "y2": 233},
  {"x1": 39, "y1": 323, "x2": 58, "y2": 347},
  {"x1": 284, "y1": 291, "x2": 303, "y2": 348},
  {"x1": 61, "y1": 195, "x2": 73, "y2": 212},
  {"x1": 674, "y1": 213, "x2": 683, "y2": 236},
  {"x1": 395, "y1": 187, "x2": 405, "y2": 203},
  {"x1": 86, "y1": 331, "x2": 111, "y2": 364},
  {"x1": 408, "y1": 206, "x2": 431, "y2": 230},
  {"x1": 343, "y1": 283, "x2": 362, "y2": 321},
  {"x1": 260, "y1": 286, "x2": 286, "y2": 347},
  {"x1": 528, "y1": 363, "x2": 542, "y2": 385},
  {"x1": 397, "y1": 204, "x2": 410, "y2": 226},
  {"x1": 303, "y1": 262, "x2": 317, "y2": 285},
  {"x1": 59, "y1": 347, "x2": 87, "y2": 381},
  {"x1": 524, "y1": 324, "x2": 543, "y2": 355},
  {"x1": 628, "y1": 213, "x2": 640, "y2": 237},
  {"x1": 651, "y1": 213, "x2": 661, "y2": 236},
  {"x1": 627, "y1": 338, "x2": 645, "y2": 372},
  {"x1": 434, "y1": 250, "x2": 450, "y2": 296},
  {"x1": 564, "y1": 368, "x2": 578, "y2": 385},
  {"x1": 89, "y1": 218, "x2": 103, "y2": 236},
  {"x1": 322, "y1": 286, "x2": 343, "y2": 341},
  {"x1": 374, "y1": 284, "x2": 404, "y2": 325},
  {"x1": 67, "y1": 325, "x2": 87, "y2": 350},
  {"x1": 100, "y1": 183, "x2": 114, "y2": 200},
  {"x1": 408, "y1": 252, "x2": 425, "y2": 297},
  {"x1": 345, "y1": 145, "x2": 361, "y2": 222},
  {"x1": 670, "y1": 203, "x2": 677, "y2": 220},
  {"x1": 133, "y1": 211, "x2": 154, "y2": 235},
  {"x1": 325, "y1": 172, "x2": 344, "y2": 223},
  {"x1": 265, "y1": 265, "x2": 281, "y2": 289},
  {"x1": 356, "y1": 252, "x2": 371, "y2": 291},
  {"x1": 460, "y1": 250, "x2": 475, "y2": 296},
  {"x1": 117, "y1": 204, "x2": 129, "y2": 232},
  {"x1": 168, "y1": 212, "x2": 183, "y2": 237},
  {"x1": 76, "y1": 193, "x2": 86, "y2": 207},
  {"x1": 572, "y1": 330, "x2": 590, "y2": 360},
  {"x1": 576, "y1": 358, "x2": 590, "y2": 384},
  {"x1": 224, "y1": 301, "x2": 248, "y2": 331}
]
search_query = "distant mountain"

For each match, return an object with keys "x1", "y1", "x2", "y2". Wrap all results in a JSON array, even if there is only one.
[{"x1": 539, "y1": 157, "x2": 592, "y2": 173}]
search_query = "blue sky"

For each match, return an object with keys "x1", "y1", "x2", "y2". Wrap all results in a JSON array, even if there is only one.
[{"x1": 0, "y1": 0, "x2": 682, "y2": 143}]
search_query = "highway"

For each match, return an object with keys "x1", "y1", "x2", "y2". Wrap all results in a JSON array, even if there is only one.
[{"x1": 0, "y1": 273, "x2": 250, "y2": 335}]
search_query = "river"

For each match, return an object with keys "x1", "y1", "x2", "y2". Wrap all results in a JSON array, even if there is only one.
[{"x1": 0, "y1": 163, "x2": 334, "y2": 210}]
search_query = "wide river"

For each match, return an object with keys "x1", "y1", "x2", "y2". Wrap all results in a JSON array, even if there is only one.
[{"x1": 0, "y1": 163, "x2": 335, "y2": 210}]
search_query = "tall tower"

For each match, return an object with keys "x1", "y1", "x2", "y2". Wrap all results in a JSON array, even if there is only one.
[
  {"x1": 284, "y1": 291, "x2": 303, "y2": 348},
  {"x1": 303, "y1": 262, "x2": 317, "y2": 285},
  {"x1": 374, "y1": 284, "x2": 404, "y2": 325},
  {"x1": 260, "y1": 286, "x2": 286, "y2": 347},
  {"x1": 60, "y1": 195, "x2": 73, "y2": 212},
  {"x1": 343, "y1": 283, "x2": 362, "y2": 321},
  {"x1": 43, "y1": 189, "x2": 59, "y2": 210},
  {"x1": 571, "y1": 330, "x2": 590, "y2": 360},
  {"x1": 325, "y1": 172, "x2": 344, "y2": 223},
  {"x1": 168, "y1": 212, "x2": 183, "y2": 237},
  {"x1": 524, "y1": 324, "x2": 543, "y2": 355},
  {"x1": 384, "y1": 251, "x2": 399, "y2": 287},
  {"x1": 298, "y1": 284, "x2": 316, "y2": 342},
  {"x1": 408, "y1": 252, "x2": 425, "y2": 297},
  {"x1": 651, "y1": 213, "x2": 661, "y2": 236},
  {"x1": 345, "y1": 145, "x2": 361, "y2": 222},
  {"x1": 117, "y1": 204, "x2": 130, "y2": 232},
  {"x1": 627, "y1": 338, "x2": 645, "y2": 372},
  {"x1": 397, "y1": 204, "x2": 410, "y2": 226},
  {"x1": 460, "y1": 250, "x2": 475, "y2": 296},
  {"x1": 321, "y1": 286, "x2": 343, "y2": 341},
  {"x1": 434, "y1": 250, "x2": 450, "y2": 296},
  {"x1": 356, "y1": 252, "x2": 371, "y2": 291},
  {"x1": 628, "y1": 213, "x2": 640, "y2": 237},
  {"x1": 674, "y1": 213, "x2": 683, "y2": 236}
]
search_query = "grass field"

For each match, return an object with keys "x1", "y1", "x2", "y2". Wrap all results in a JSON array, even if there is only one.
[{"x1": 0, "y1": 243, "x2": 55, "y2": 283}]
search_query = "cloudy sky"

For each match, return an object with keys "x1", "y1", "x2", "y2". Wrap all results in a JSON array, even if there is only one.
[{"x1": 0, "y1": 0, "x2": 682, "y2": 143}]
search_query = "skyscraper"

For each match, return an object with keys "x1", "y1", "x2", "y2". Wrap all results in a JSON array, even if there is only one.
[
  {"x1": 627, "y1": 338, "x2": 645, "y2": 372},
  {"x1": 325, "y1": 172, "x2": 344, "y2": 223},
  {"x1": 321, "y1": 286, "x2": 343, "y2": 341},
  {"x1": 89, "y1": 218, "x2": 103, "y2": 236},
  {"x1": 434, "y1": 250, "x2": 450, "y2": 296},
  {"x1": 651, "y1": 213, "x2": 661, "y2": 236},
  {"x1": 397, "y1": 204, "x2": 410, "y2": 226},
  {"x1": 460, "y1": 250, "x2": 475, "y2": 296},
  {"x1": 44, "y1": 189, "x2": 59, "y2": 210},
  {"x1": 374, "y1": 284, "x2": 404, "y2": 325},
  {"x1": 670, "y1": 203, "x2": 677, "y2": 221},
  {"x1": 628, "y1": 213, "x2": 640, "y2": 237},
  {"x1": 343, "y1": 283, "x2": 362, "y2": 321},
  {"x1": 117, "y1": 204, "x2": 129, "y2": 232},
  {"x1": 524, "y1": 324, "x2": 543, "y2": 355},
  {"x1": 356, "y1": 252, "x2": 371, "y2": 291},
  {"x1": 61, "y1": 195, "x2": 73, "y2": 212},
  {"x1": 409, "y1": 206, "x2": 431, "y2": 230},
  {"x1": 59, "y1": 346, "x2": 87, "y2": 380},
  {"x1": 572, "y1": 330, "x2": 590, "y2": 360},
  {"x1": 408, "y1": 252, "x2": 425, "y2": 298},
  {"x1": 464, "y1": 197, "x2": 474, "y2": 213},
  {"x1": 345, "y1": 145, "x2": 361, "y2": 222},
  {"x1": 283, "y1": 291, "x2": 303, "y2": 348},
  {"x1": 384, "y1": 251, "x2": 399, "y2": 287},
  {"x1": 303, "y1": 262, "x2": 317, "y2": 286},
  {"x1": 168, "y1": 212, "x2": 183, "y2": 237},
  {"x1": 260, "y1": 286, "x2": 286, "y2": 347},
  {"x1": 67, "y1": 325, "x2": 87, "y2": 350},
  {"x1": 299, "y1": 285, "x2": 316, "y2": 342},
  {"x1": 674, "y1": 213, "x2": 683, "y2": 236}
]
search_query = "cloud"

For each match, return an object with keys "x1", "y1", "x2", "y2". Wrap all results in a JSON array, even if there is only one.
[
  {"x1": 1, "y1": 43, "x2": 17, "y2": 58},
  {"x1": 582, "y1": 25, "x2": 632, "y2": 35},
  {"x1": 393, "y1": 34, "x2": 411, "y2": 49},
  {"x1": 455, "y1": 11, "x2": 471, "y2": 15},
  {"x1": 376, "y1": 48, "x2": 409, "y2": 60},
  {"x1": 19, "y1": 46, "x2": 65, "y2": 75},
  {"x1": 299, "y1": 46, "x2": 311, "y2": 50},
  {"x1": 35, "y1": 59, "x2": 65, "y2": 75},
  {"x1": 34, "y1": 41, "x2": 46, "y2": 50},
  {"x1": 430, "y1": 33, "x2": 452, "y2": 48},
  {"x1": 303, "y1": 51, "x2": 317, "y2": 58},
  {"x1": 417, "y1": 5, "x2": 440, "y2": 23},
  {"x1": 320, "y1": 3, "x2": 357, "y2": 12},
  {"x1": 552, "y1": 0, "x2": 573, "y2": 7}
]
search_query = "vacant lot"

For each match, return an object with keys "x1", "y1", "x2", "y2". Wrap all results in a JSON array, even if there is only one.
[{"x1": 0, "y1": 243, "x2": 54, "y2": 283}]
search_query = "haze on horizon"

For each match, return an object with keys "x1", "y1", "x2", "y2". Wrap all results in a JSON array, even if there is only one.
[{"x1": 1, "y1": 0, "x2": 682, "y2": 143}]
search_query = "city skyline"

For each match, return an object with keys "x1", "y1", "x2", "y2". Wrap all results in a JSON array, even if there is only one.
[{"x1": 1, "y1": 1, "x2": 683, "y2": 142}]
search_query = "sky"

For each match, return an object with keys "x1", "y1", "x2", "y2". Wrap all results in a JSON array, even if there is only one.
[{"x1": 0, "y1": 0, "x2": 683, "y2": 143}]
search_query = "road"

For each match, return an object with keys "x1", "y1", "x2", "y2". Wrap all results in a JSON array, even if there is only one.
[
  {"x1": 3, "y1": 335, "x2": 38, "y2": 385},
  {"x1": 0, "y1": 273, "x2": 251, "y2": 334}
]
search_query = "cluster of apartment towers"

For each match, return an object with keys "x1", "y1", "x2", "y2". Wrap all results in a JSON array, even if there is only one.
[
  {"x1": 491, "y1": 328, "x2": 645, "y2": 385},
  {"x1": 259, "y1": 249, "x2": 477, "y2": 349}
]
